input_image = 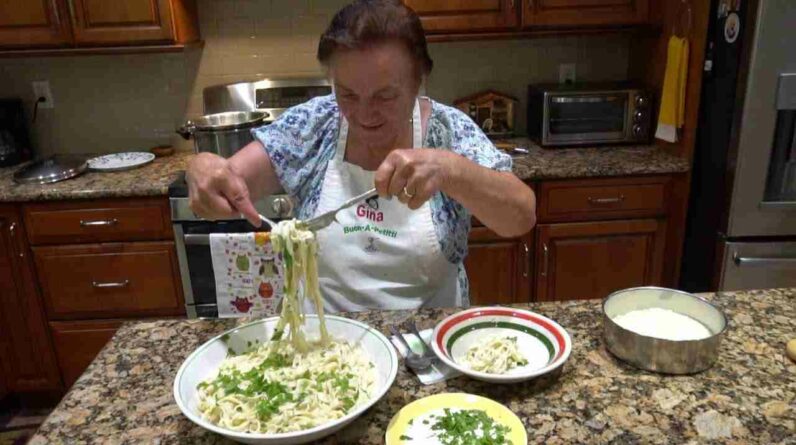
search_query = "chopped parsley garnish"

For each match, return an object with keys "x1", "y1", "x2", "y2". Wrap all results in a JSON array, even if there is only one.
[
  {"x1": 399, "y1": 434, "x2": 413, "y2": 441},
  {"x1": 430, "y1": 409, "x2": 512, "y2": 445}
]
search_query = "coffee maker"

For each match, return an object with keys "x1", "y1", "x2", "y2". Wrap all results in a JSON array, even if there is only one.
[{"x1": 0, "y1": 99, "x2": 32, "y2": 167}]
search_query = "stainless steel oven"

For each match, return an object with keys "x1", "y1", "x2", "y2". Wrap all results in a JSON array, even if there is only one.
[
  {"x1": 527, "y1": 83, "x2": 653, "y2": 147},
  {"x1": 171, "y1": 78, "x2": 328, "y2": 318},
  {"x1": 169, "y1": 174, "x2": 294, "y2": 318}
]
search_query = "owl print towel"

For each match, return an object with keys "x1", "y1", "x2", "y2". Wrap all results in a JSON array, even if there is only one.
[{"x1": 209, "y1": 232, "x2": 284, "y2": 318}]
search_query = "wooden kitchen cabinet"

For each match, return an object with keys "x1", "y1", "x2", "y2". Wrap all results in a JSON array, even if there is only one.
[
  {"x1": 535, "y1": 219, "x2": 665, "y2": 301},
  {"x1": 50, "y1": 320, "x2": 123, "y2": 388},
  {"x1": 33, "y1": 241, "x2": 184, "y2": 320},
  {"x1": 68, "y1": 0, "x2": 198, "y2": 45},
  {"x1": 0, "y1": 206, "x2": 62, "y2": 392},
  {"x1": 466, "y1": 226, "x2": 533, "y2": 305},
  {"x1": 0, "y1": 0, "x2": 71, "y2": 47},
  {"x1": 404, "y1": 0, "x2": 519, "y2": 33},
  {"x1": 0, "y1": 0, "x2": 198, "y2": 50},
  {"x1": 522, "y1": 0, "x2": 650, "y2": 27}
]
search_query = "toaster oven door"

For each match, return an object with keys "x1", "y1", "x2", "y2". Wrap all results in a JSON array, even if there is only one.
[{"x1": 544, "y1": 93, "x2": 629, "y2": 145}]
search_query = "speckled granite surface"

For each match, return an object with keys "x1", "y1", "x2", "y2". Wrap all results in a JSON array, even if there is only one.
[
  {"x1": 30, "y1": 288, "x2": 794, "y2": 444},
  {"x1": 502, "y1": 138, "x2": 690, "y2": 181},
  {"x1": 0, "y1": 151, "x2": 191, "y2": 202},
  {"x1": 0, "y1": 141, "x2": 687, "y2": 203}
]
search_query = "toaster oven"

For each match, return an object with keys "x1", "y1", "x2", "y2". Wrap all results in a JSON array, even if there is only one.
[{"x1": 528, "y1": 83, "x2": 653, "y2": 147}]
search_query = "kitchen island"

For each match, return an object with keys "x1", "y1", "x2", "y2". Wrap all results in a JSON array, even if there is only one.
[{"x1": 29, "y1": 288, "x2": 795, "y2": 444}]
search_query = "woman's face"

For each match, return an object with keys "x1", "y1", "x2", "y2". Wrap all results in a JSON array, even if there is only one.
[{"x1": 329, "y1": 41, "x2": 421, "y2": 147}]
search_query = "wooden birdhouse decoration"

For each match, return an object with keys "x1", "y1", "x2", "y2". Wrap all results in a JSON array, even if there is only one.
[{"x1": 454, "y1": 90, "x2": 518, "y2": 138}]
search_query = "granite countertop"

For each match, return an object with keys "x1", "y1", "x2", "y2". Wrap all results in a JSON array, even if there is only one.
[
  {"x1": 502, "y1": 138, "x2": 690, "y2": 181},
  {"x1": 30, "y1": 288, "x2": 795, "y2": 444},
  {"x1": 0, "y1": 140, "x2": 687, "y2": 203},
  {"x1": 0, "y1": 151, "x2": 192, "y2": 202}
]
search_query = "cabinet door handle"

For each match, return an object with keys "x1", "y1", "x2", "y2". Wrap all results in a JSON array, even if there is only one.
[
  {"x1": 8, "y1": 222, "x2": 23, "y2": 259},
  {"x1": 522, "y1": 242, "x2": 530, "y2": 278},
  {"x1": 80, "y1": 218, "x2": 118, "y2": 227},
  {"x1": 92, "y1": 280, "x2": 130, "y2": 289},
  {"x1": 541, "y1": 243, "x2": 549, "y2": 277},
  {"x1": 66, "y1": 0, "x2": 76, "y2": 23},
  {"x1": 587, "y1": 195, "x2": 625, "y2": 205}
]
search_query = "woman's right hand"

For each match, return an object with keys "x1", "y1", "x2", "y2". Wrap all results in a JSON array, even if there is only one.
[{"x1": 186, "y1": 152, "x2": 261, "y2": 226}]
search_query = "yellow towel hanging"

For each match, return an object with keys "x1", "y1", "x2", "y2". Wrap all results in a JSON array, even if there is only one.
[{"x1": 655, "y1": 35, "x2": 689, "y2": 143}]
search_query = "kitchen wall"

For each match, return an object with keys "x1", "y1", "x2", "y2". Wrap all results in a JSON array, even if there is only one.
[{"x1": 0, "y1": 0, "x2": 629, "y2": 157}]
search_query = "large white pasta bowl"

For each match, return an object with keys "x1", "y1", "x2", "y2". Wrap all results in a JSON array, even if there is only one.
[{"x1": 173, "y1": 315, "x2": 398, "y2": 444}]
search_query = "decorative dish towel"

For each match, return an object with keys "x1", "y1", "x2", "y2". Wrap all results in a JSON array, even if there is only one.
[
  {"x1": 210, "y1": 232, "x2": 284, "y2": 318},
  {"x1": 390, "y1": 328, "x2": 461, "y2": 385}
]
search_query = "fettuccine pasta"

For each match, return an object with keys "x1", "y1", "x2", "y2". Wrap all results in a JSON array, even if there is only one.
[
  {"x1": 462, "y1": 335, "x2": 528, "y2": 374},
  {"x1": 196, "y1": 220, "x2": 376, "y2": 434}
]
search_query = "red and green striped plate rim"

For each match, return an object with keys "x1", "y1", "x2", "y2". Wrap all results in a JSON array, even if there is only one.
[{"x1": 436, "y1": 308, "x2": 567, "y2": 364}]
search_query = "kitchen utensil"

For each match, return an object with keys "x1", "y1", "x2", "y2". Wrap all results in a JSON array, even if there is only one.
[
  {"x1": 431, "y1": 306, "x2": 572, "y2": 384},
  {"x1": 259, "y1": 214, "x2": 278, "y2": 229},
  {"x1": 298, "y1": 188, "x2": 378, "y2": 232},
  {"x1": 12, "y1": 154, "x2": 88, "y2": 184},
  {"x1": 385, "y1": 393, "x2": 526, "y2": 445},
  {"x1": 602, "y1": 286, "x2": 728, "y2": 374},
  {"x1": 390, "y1": 325, "x2": 432, "y2": 371},
  {"x1": 389, "y1": 327, "x2": 461, "y2": 385},
  {"x1": 174, "y1": 315, "x2": 398, "y2": 444},
  {"x1": 87, "y1": 152, "x2": 155, "y2": 172},
  {"x1": 177, "y1": 111, "x2": 268, "y2": 158},
  {"x1": 408, "y1": 320, "x2": 437, "y2": 363}
]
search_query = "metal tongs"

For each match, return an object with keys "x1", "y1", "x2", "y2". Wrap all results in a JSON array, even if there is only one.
[{"x1": 259, "y1": 188, "x2": 379, "y2": 232}]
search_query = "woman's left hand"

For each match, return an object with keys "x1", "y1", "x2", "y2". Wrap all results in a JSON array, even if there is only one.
[{"x1": 374, "y1": 148, "x2": 455, "y2": 210}]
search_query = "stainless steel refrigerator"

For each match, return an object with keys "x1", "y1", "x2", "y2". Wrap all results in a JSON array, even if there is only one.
[{"x1": 681, "y1": 0, "x2": 796, "y2": 292}]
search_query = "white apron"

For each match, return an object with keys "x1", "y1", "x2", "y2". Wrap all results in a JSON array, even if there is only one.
[{"x1": 308, "y1": 99, "x2": 460, "y2": 313}]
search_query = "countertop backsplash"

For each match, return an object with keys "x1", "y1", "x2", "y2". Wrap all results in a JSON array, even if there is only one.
[{"x1": 0, "y1": 0, "x2": 630, "y2": 159}]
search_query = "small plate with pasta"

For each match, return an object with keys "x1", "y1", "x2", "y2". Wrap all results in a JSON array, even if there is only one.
[{"x1": 431, "y1": 307, "x2": 572, "y2": 383}]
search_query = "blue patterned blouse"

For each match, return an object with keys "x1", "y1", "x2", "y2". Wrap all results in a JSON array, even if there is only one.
[{"x1": 252, "y1": 94, "x2": 512, "y2": 300}]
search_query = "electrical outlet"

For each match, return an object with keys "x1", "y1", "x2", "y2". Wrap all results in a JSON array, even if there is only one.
[
  {"x1": 32, "y1": 80, "x2": 54, "y2": 109},
  {"x1": 559, "y1": 63, "x2": 577, "y2": 85}
]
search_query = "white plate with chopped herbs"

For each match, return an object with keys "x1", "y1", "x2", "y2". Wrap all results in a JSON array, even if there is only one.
[
  {"x1": 431, "y1": 307, "x2": 572, "y2": 383},
  {"x1": 385, "y1": 393, "x2": 525, "y2": 445}
]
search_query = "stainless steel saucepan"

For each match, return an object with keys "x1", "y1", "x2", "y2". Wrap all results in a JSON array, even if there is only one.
[{"x1": 177, "y1": 111, "x2": 268, "y2": 158}]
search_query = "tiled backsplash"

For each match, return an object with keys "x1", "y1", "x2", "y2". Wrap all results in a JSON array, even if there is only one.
[{"x1": 0, "y1": 0, "x2": 628, "y2": 157}]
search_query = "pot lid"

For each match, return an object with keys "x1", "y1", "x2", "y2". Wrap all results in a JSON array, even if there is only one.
[
  {"x1": 191, "y1": 111, "x2": 268, "y2": 131},
  {"x1": 13, "y1": 155, "x2": 88, "y2": 185}
]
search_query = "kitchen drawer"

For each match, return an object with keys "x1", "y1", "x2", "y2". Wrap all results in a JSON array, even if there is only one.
[
  {"x1": 50, "y1": 319, "x2": 124, "y2": 388},
  {"x1": 24, "y1": 198, "x2": 172, "y2": 245},
  {"x1": 33, "y1": 242, "x2": 184, "y2": 320},
  {"x1": 538, "y1": 176, "x2": 669, "y2": 223}
]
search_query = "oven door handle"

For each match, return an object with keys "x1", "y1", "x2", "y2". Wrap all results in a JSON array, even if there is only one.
[
  {"x1": 733, "y1": 251, "x2": 796, "y2": 267},
  {"x1": 184, "y1": 234, "x2": 211, "y2": 246}
]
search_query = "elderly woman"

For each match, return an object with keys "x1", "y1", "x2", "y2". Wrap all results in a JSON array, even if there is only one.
[{"x1": 187, "y1": 0, "x2": 536, "y2": 312}]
